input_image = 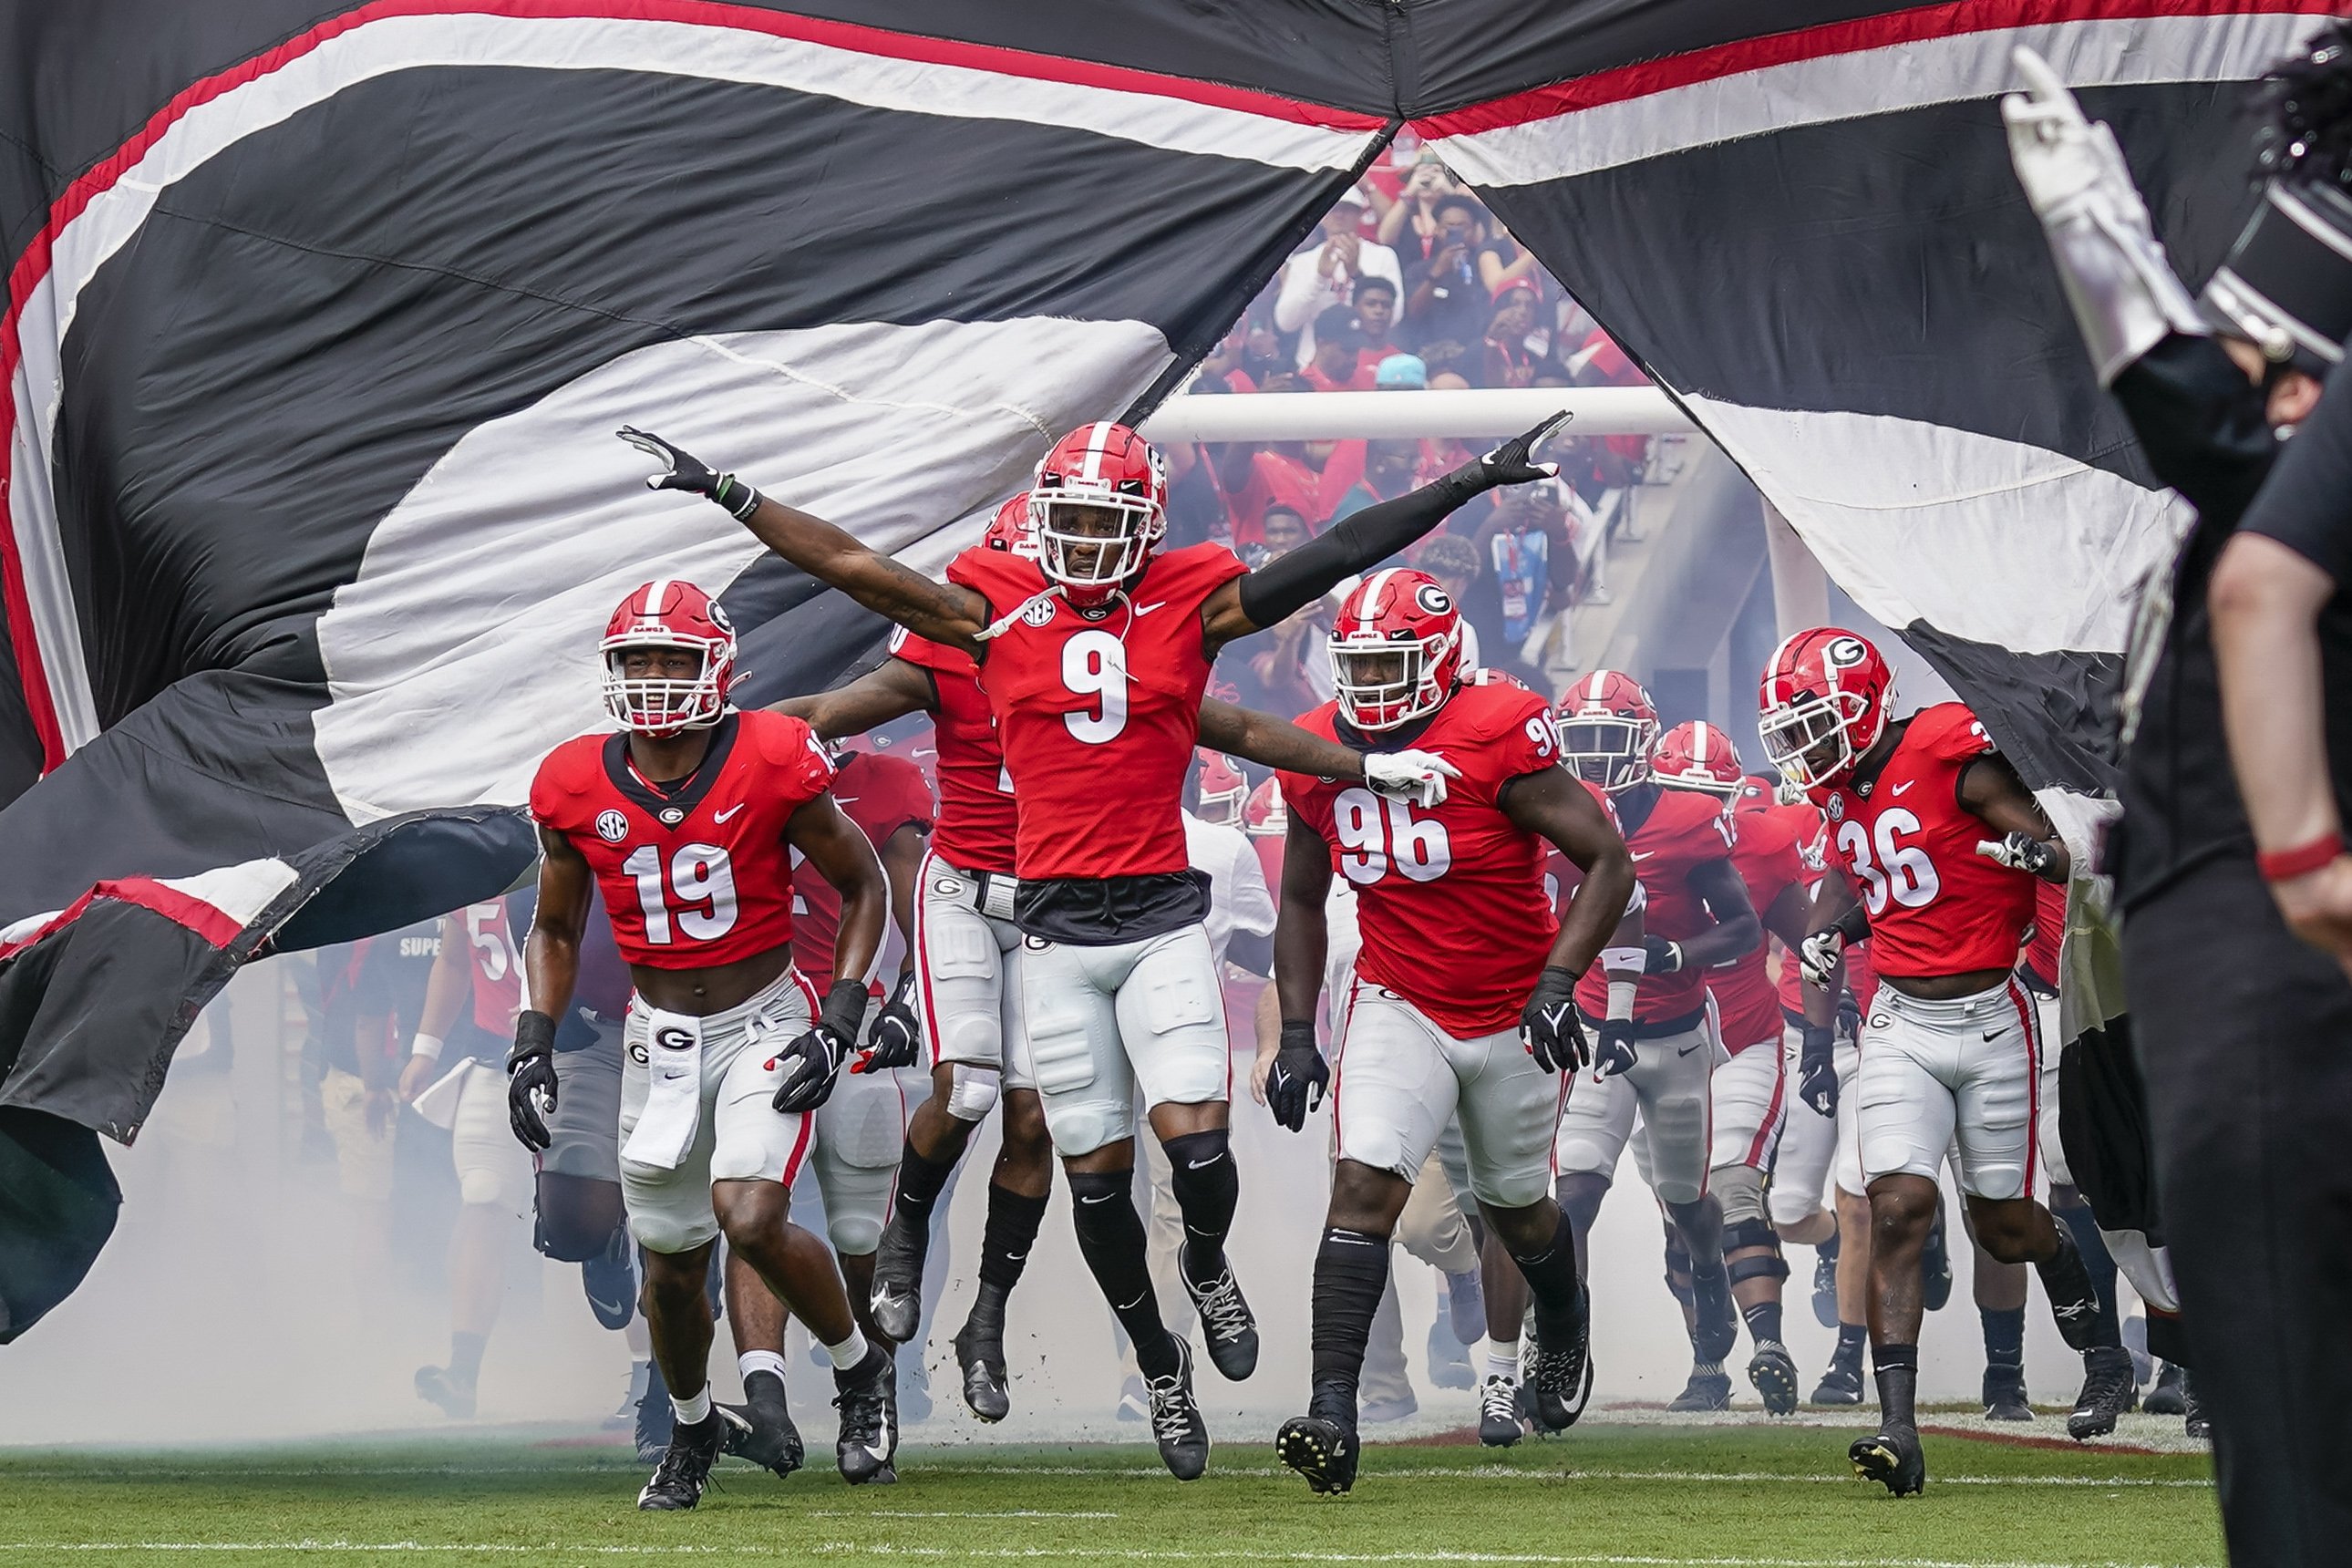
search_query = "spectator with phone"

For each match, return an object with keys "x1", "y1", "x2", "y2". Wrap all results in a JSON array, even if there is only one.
[
  {"x1": 1404, "y1": 195, "x2": 1492, "y2": 357},
  {"x1": 1274, "y1": 190, "x2": 1402, "y2": 369}
]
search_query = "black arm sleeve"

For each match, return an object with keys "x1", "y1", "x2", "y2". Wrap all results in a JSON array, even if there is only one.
[
  {"x1": 2241, "y1": 348, "x2": 2352, "y2": 588},
  {"x1": 2110, "y1": 333, "x2": 2277, "y2": 527},
  {"x1": 1235, "y1": 470, "x2": 1480, "y2": 628}
]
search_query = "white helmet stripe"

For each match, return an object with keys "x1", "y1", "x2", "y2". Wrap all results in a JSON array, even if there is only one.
[
  {"x1": 1692, "y1": 722, "x2": 1710, "y2": 763},
  {"x1": 1358, "y1": 566, "x2": 1400, "y2": 624},
  {"x1": 1080, "y1": 421, "x2": 1116, "y2": 483},
  {"x1": 642, "y1": 577, "x2": 673, "y2": 620}
]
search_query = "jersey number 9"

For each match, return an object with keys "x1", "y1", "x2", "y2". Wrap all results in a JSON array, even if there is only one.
[{"x1": 1061, "y1": 630, "x2": 1130, "y2": 744}]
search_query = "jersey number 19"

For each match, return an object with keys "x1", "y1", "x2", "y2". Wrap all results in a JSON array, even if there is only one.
[{"x1": 623, "y1": 842, "x2": 740, "y2": 945}]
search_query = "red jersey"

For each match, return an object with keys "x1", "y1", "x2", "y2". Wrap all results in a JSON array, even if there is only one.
[
  {"x1": 1708, "y1": 791, "x2": 1810, "y2": 1053},
  {"x1": 2021, "y1": 878, "x2": 2065, "y2": 991},
  {"x1": 454, "y1": 899, "x2": 525, "y2": 1033},
  {"x1": 890, "y1": 628, "x2": 1016, "y2": 877},
  {"x1": 1575, "y1": 786, "x2": 1735, "y2": 1026},
  {"x1": 1280, "y1": 681, "x2": 1560, "y2": 1037},
  {"x1": 792, "y1": 749, "x2": 934, "y2": 988},
  {"x1": 947, "y1": 542, "x2": 1247, "y2": 882},
  {"x1": 531, "y1": 708, "x2": 834, "y2": 970},
  {"x1": 1812, "y1": 703, "x2": 2037, "y2": 979}
]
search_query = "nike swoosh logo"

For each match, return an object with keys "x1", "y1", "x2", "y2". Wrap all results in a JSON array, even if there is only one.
[
  {"x1": 1890, "y1": 781, "x2": 1914, "y2": 796},
  {"x1": 834, "y1": 797, "x2": 859, "y2": 806},
  {"x1": 1676, "y1": 1041, "x2": 1705, "y2": 1057},
  {"x1": 1079, "y1": 1191, "x2": 1116, "y2": 1204},
  {"x1": 1132, "y1": 600, "x2": 1169, "y2": 616},
  {"x1": 714, "y1": 803, "x2": 746, "y2": 823},
  {"x1": 1632, "y1": 851, "x2": 1656, "y2": 861},
  {"x1": 1186, "y1": 1157, "x2": 1223, "y2": 1170}
]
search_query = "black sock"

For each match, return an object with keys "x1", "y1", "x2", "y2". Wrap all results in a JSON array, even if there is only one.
[
  {"x1": 1742, "y1": 1300, "x2": 1784, "y2": 1348},
  {"x1": 1981, "y1": 1305, "x2": 2026, "y2": 1373},
  {"x1": 1067, "y1": 1169, "x2": 1176, "y2": 1378},
  {"x1": 1819, "y1": 1228, "x2": 1840, "y2": 1263},
  {"x1": 1872, "y1": 1342, "x2": 1919, "y2": 1429},
  {"x1": 977, "y1": 1184, "x2": 1049, "y2": 1294},
  {"x1": 892, "y1": 1140, "x2": 959, "y2": 1224},
  {"x1": 2036, "y1": 1217, "x2": 2117, "y2": 1351},
  {"x1": 1833, "y1": 1322, "x2": 1866, "y2": 1371},
  {"x1": 1162, "y1": 1130, "x2": 1239, "y2": 1284},
  {"x1": 2052, "y1": 1201, "x2": 2121, "y2": 1345},
  {"x1": 1310, "y1": 1226, "x2": 1389, "y2": 1424},
  {"x1": 1508, "y1": 1209, "x2": 1586, "y2": 1346},
  {"x1": 449, "y1": 1330, "x2": 486, "y2": 1386}
]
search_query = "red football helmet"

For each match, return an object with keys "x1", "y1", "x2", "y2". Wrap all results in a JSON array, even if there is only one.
[
  {"x1": 1243, "y1": 774, "x2": 1288, "y2": 837},
  {"x1": 1193, "y1": 750, "x2": 1247, "y2": 827},
  {"x1": 983, "y1": 491, "x2": 1036, "y2": 554},
  {"x1": 1556, "y1": 669, "x2": 1659, "y2": 793},
  {"x1": 1329, "y1": 568, "x2": 1463, "y2": 731},
  {"x1": 1758, "y1": 627, "x2": 1896, "y2": 789},
  {"x1": 1652, "y1": 720, "x2": 1744, "y2": 796},
  {"x1": 601, "y1": 579, "x2": 737, "y2": 736},
  {"x1": 1027, "y1": 421, "x2": 1168, "y2": 602}
]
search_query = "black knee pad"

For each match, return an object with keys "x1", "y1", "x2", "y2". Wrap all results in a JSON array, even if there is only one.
[
  {"x1": 533, "y1": 1199, "x2": 619, "y2": 1264},
  {"x1": 1162, "y1": 1129, "x2": 1238, "y2": 1232},
  {"x1": 1728, "y1": 1252, "x2": 1791, "y2": 1287},
  {"x1": 1723, "y1": 1217, "x2": 1783, "y2": 1258}
]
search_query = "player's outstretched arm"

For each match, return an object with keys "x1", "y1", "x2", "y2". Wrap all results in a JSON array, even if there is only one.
[
  {"x1": 772, "y1": 657, "x2": 936, "y2": 738},
  {"x1": 1266, "y1": 809, "x2": 1336, "y2": 1132},
  {"x1": 1958, "y1": 751, "x2": 2070, "y2": 882},
  {"x1": 1199, "y1": 696, "x2": 1459, "y2": 808},
  {"x1": 1501, "y1": 764, "x2": 1635, "y2": 976},
  {"x1": 1202, "y1": 411, "x2": 1571, "y2": 648},
  {"x1": 618, "y1": 427, "x2": 990, "y2": 651}
]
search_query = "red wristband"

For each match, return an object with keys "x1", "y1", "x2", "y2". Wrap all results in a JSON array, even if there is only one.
[{"x1": 2257, "y1": 831, "x2": 2344, "y2": 882}]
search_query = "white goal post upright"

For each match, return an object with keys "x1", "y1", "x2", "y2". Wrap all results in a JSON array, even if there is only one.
[{"x1": 1138, "y1": 386, "x2": 1692, "y2": 444}]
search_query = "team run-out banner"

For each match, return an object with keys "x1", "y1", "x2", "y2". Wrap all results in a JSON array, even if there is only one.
[{"x1": 0, "y1": 0, "x2": 2319, "y2": 1335}]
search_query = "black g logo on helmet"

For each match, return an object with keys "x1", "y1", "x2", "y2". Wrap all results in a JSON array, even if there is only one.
[{"x1": 1415, "y1": 583, "x2": 1452, "y2": 615}]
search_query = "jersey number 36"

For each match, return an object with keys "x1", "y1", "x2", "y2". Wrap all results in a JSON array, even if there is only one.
[
  {"x1": 622, "y1": 842, "x2": 739, "y2": 944},
  {"x1": 1835, "y1": 809, "x2": 1939, "y2": 916},
  {"x1": 1335, "y1": 789, "x2": 1451, "y2": 885}
]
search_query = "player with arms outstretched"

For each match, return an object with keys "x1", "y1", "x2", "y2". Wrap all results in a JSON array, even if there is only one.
[
  {"x1": 1759, "y1": 628, "x2": 2130, "y2": 1496},
  {"x1": 619, "y1": 416, "x2": 1561, "y2": 1476},
  {"x1": 513, "y1": 581, "x2": 899, "y2": 1509},
  {"x1": 1265, "y1": 570, "x2": 1637, "y2": 1495}
]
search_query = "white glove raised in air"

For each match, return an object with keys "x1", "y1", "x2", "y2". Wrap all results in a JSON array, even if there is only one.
[
  {"x1": 1364, "y1": 748, "x2": 1460, "y2": 808},
  {"x1": 1797, "y1": 928, "x2": 1845, "y2": 991},
  {"x1": 2000, "y1": 46, "x2": 2202, "y2": 384}
]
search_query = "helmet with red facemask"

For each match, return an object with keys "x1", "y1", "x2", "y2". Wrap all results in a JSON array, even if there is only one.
[
  {"x1": 1329, "y1": 568, "x2": 1463, "y2": 732},
  {"x1": 1027, "y1": 422, "x2": 1168, "y2": 603},
  {"x1": 601, "y1": 580, "x2": 738, "y2": 736},
  {"x1": 1193, "y1": 750, "x2": 1247, "y2": 827},
  {"x1": 1651, "y1": 720, "x2": 1745, "y2": 796},
  {"x1": 983, "y1": 492, "x2": 1036, "y2": 555},
  {"x1": 1757, "y1": 627, "x2": 1896, "y2": 789},
  {"x1": 1556, "y1": 669, "x2": 1659, "y2": 793}
]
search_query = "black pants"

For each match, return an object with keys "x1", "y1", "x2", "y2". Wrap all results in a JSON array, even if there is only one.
[{"x1": 2126, "y1": 856, "x2": 2352, "y2": 1566}]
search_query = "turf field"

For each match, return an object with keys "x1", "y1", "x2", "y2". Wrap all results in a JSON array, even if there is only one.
[{"x1": 0, "y1": 1418, "x2": 2221, "y2": 1567}]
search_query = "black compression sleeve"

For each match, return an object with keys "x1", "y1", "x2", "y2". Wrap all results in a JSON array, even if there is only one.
[{"x1": 1235, "y1": 470, "x2": 1481, "y2": 628}]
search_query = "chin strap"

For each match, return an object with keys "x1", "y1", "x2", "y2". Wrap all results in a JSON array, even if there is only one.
[{"x1": 975, "y1": 583, "x2": 1136, "y2": 642}]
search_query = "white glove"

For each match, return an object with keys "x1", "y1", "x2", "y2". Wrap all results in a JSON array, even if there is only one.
[
  {"x1": 2001, "y1": 46, "x2": 2202, "y2": 383},
  {"x1": 1365, "y1": 748, "x2": 1461, "y2": 808},
  {"x1": 1798, "y1": 928, "x2": 1845, "y2": 991},
  {"x1": 1975, "y1": 830, "x2": 2059, "y2": 878}
]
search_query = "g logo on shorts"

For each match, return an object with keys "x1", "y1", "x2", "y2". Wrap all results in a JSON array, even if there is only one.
[
  {"x1": 628, "y1": 1043, "x2": 650, "y2": 1065},
  {"x1": 654, "y1": 1026, "x2": 696, "y2": 1052},
  {"x1": 595, "y1": 810, "x2": 629, "y2": 842}
]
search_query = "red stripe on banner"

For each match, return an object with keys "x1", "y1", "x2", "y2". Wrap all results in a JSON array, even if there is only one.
[
  {"x1": 1412, "y1": 0, "x2": 2322, "y2": 138},
  {"x1": 0, "y1": 0, "x2": 1381, "y2": 772},
  {"x1": 0, "y1": 874, "x2": 248, "y2": 962}
]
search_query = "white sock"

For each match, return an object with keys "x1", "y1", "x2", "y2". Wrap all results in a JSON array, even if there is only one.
[
  {"x1": 626, "y1": 1359, "x2": 652, "y2": 1399},
  {"x1": 1486, "y1": 1342, "x2": 1521, "y2": 1384},
  {"x1": 670, "y1": 1385, "x2": 712, "y2": 1425},
  {"x1": 823, "y1": 1327, "x2": 871, "y2": 1371},
  {"x1": 738, "y1": 1350, "x2": 788, "y2": 1385}
]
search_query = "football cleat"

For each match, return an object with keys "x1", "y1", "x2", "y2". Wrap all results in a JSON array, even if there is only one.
[
  {"x1": 1276, "y1": 1415, "x2": 1359, "y2": 1495},
  {"x1": 719, "y1": 1369, "x2": 804, "y2": 1480},
  {"x1": 866, "y1": 1208, "x2": 928, "y2": 1346},
  {"x1": 413, "y1": 1365, "x2": 476, "y2": 1420},
  {"x1": 1426, "y1": 1321, "x2": 1475, "y2": 1390},
  {"x1": 637, "y1": 1408, "x2": 736, "y2": 1511},
  {"x1": 1361, "y1": 1390, "x2": 1418, "y2": 1423},
  {"x1": 1527, "y1": 1291, "x2": 1594, "y2": 1432},
  {"x1": 2142, "y1": 1360, "x2": 2187, "y2": 1417},
  {"x1": 1667, "y1": 1367, "x2": 1733, "y2": 1413},
  {"x1": 1444, "y1": 1266, "x2": 1487, "y2": 1349},
  {"x1": 1983, "y1": 1366, "x2": 2034, "y2": 1422},
  {"x1": 1142, "y1": 1338, "x2": 1212, "y2": 1481},
  {"x1": 634, "y1": 1359, "x2": 675, "y2": 1462},
  {"x1": 2067, "y1": 1346, "x2": 2136, "y2": 1441},
  {"x1": 582, "y1": 1226, "x2": 636, "y2": 1331},
  {"x1": 1810, "y1": 1362, "x2": 1864, "y2": 1406},
  {"x1": 1748, "y1": 1344, "x2": 1800, "y2": 1417},
  {"x1": 1478, "y1": 1374, "x2": 1524, "y2": 1447},
  {"x1": 609, "y1": 1359, "x2": 653, "y2": 1430},
  {"x1": 1690, "y1": 1267, "x2": 1738, "y2": 1364},
  {"x1": 953, "y1": 1293, "x2": 1013, "y2": 1424},
  {"x1": 2182, "y1": 1374, "x2": 2209, "y2": 1439},
  {"x1": 1811, "y1": 1247, "x2": 1840, "y2": 1329},
  {"x1": 1182, "y1": 1263, "x2": 1260, "y2": 1381},
  {"x1": 832, "y1": 1345, "x2": 900, "y2": 1485},
  {"x1": 1850, "y1": 1423, "x2": 1926, "y2": 1497}
]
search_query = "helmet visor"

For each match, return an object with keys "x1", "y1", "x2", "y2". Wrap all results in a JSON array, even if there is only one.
[
  {"x1": 1034, "y1": 496, "x2": 1155, "y2": 588},
  {"x1": 601, "y1": 641, "x2": 724, "y2": 735},
  {"x1": 1758, "y1": 696, "x2": 1852, "y2": 789},
  {"x1": 1332, "y1": 636, "x2": 1442, "y2": 731},
  {"x1": 1560, "y1": 715, "x2": 1653, "y2": 791}
]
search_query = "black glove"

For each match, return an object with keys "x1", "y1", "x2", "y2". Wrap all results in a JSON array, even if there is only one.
[
  {"x1": 616, "y1": 426, "x2": 764, "y2": 521},
  {"x1": 1519, "y1": 966, "x2": 1588, "y2": 1074},
  {"x1": 773, "y1": 979, "x2": 869, "y2": 1113},
  {"x1": 1834, "y1": 990, "x2": 1862, "y2": 1046},
  {"x1": 855, "y1": 972, "x2": 920, "y2": 1073},
  {"x1": 1641, "y1": 935, "x2": 1685, "y2": 975},
  {"x1": 1797, "y1": 1023, "x2": 1838, "y2": 1118},
  {"x1": 1438, "y1": 410, "x2": 1570, "y2": 500},
  {"x1": 1266, "y1": 1021, "x2": 1330, "y2": 1133},
  {"x1": 1593, "y1": 1018, "x2": 1638, "y2": 1079},
  {"x1": 507, "y1": 1009, "x2": 561, "y2": 1151}
]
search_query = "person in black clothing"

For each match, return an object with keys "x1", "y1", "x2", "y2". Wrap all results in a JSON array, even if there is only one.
[{"x1": 2007, "y1": 37, "x2": 2351, "y2": 1563}]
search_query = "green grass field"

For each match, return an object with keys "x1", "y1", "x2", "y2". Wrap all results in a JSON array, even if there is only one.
[{"x1": 0, "y1": 1420, "x2": 2222, "y2": 1567}]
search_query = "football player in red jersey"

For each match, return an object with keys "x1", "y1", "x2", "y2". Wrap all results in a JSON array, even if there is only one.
[
  {"x1": 1760, "y1": 628, "x2": 2130, "y2": 1496},
  {"x1": 513, "y1": 582, "x2": 901, "y2": 1509},
  {"x1": 1652, "y1": 723, "x2": 1821, "y2": 1416},
  {"x1": 1552, "y1": 672, "x2": 1762, "y2": 1413},
  {"x1": 620, "y1": 415, "x2": 1562, "y2": 1479},
  {"x1": 1266, "y1": 570, "x2": 1636, "y2": 1494}
]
